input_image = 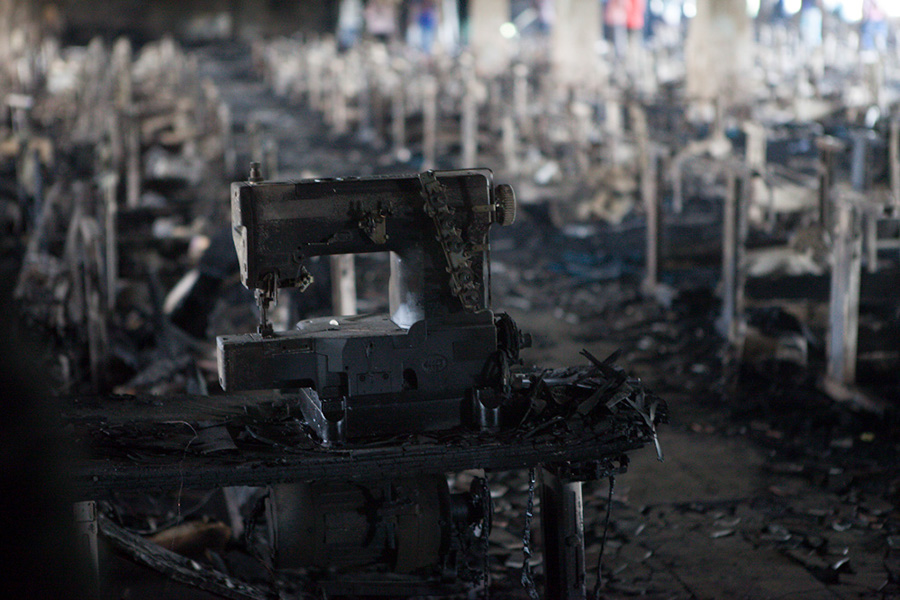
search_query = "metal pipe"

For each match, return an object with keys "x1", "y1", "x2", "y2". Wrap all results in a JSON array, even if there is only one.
[
  {"x1": 827, "y1": 197, "x2": 861, "y2": 386},
  {"x1": 541, "y1": 468, "x2": 586, "y2": 600},
  {"x1": 720, "y1": 167, "x2": 747, "y2": 346}
]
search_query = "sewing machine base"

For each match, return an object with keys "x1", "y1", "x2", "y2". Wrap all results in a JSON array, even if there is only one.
[
  {"x1": 218, "y1": 312, "x2": 535, "y2": 441},
  {"x1": 296, "y1": 386, "x2": 531, "y2": 443}
]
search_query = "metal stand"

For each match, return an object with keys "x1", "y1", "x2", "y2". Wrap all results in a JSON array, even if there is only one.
[
  {"x1": 391, "y1": 71, "x2": 407, "y2": 159},
  {"x1": 74, "y1": 501, "x2": 99, "y2": 594},
  {"x1": 633, "y1": 103, "x2": 661, "y2": 296},
  {"x1": 827, "y1": 195, "x2": 862, "y2": 386},
  {"x1": 642, "y1": 149, "x2": 661, "y2": 295},
  {"x1": 816, "y1": 136, "x2": 844, "y2": 231},
  {"x1": 850, "y1": 129, "x2": 872, "y2": 193},
  {"x1": 101, "y1": 173, "x2": 119, "y2": 310},
  {"x1": 541, "y1": 468, "x2": 586, "y2": 600},
  {"x1": 719, "y1": 167, "x2": 749, "y2": 346}
]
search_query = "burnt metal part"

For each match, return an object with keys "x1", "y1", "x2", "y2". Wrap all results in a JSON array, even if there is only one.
[
  {"x1": 218, "y1": 313, "x2": 504, "y2": 440},
  {"x1": 418, "y1": 169, "x2": 484, "y2": 311},
  {"x1": 269, "y1": 477, "x2": 446, "y2": 573},
  {"x1": 65, "y1": 362, "x2": 666, "y2": 499},
  {"x1": 70, "y1": 406, "x2": 652, "y2": 499},
  {"x1": 99, "y1": 514, "x2": 270, "y2": 600},
  {"x1": 228, "y1": 169, "x2": 498, "y2": 319},
  {"x1": 60, "y1": 160, "x2": 666, "y2": 597},
  {"x1": 268, "y1": 474, "x2": 490, "y2": 593}
]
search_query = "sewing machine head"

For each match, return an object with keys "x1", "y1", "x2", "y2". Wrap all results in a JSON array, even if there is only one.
[
  {"x1": 231, "y1": 168, "x2": 515, "y2": 330},
  {"x1": 217, "y1": 168, "x2": 528, "y2": 442}
]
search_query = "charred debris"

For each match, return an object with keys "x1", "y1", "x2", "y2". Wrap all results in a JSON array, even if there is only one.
[{"x1": 1, "y1": 5, "x2": 899, "y2": 599}]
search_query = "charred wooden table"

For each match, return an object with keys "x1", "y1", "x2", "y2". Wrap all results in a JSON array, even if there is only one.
[{"x1": 66, "y1": 364, "x2": 666, "y2": 599}]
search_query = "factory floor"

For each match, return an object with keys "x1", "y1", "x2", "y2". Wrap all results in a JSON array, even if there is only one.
[
  {"x1": 478, "y1": 278, "x2": 898, "y2": 600},
  {"x1": 96, "y1": 269, "x2": 899, "y2": 600},
  {"x1": 11, "y1": 41, "x2": 895, "y2": 599}
]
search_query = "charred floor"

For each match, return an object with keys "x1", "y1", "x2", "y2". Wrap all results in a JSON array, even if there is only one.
[{"x1": 1, "y1": 1, "x2": 899, "y2": 599}]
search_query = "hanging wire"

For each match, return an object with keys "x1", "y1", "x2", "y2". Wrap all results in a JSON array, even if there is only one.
[
  {"x1": 592, "y1": 475, "x2": 616, "y2": 600},
  {"x1": 477, "y1": 475, "x2": 492, "y2": 599}
]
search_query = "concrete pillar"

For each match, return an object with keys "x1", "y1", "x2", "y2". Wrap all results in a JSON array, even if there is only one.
[
  {"x1": 685, "y1": 0, "x2": 753, "y2": 110},
  {"x1": 551, "y1": 0, "x2": 601, "y2": 87},
  {"x1": 468, "y1": 0, "x2": 511, "y2": 76},
  {"x1": 0, "y1": 0, "x2": 36, "y2": 65},
  {"x1": 439, "y1": 0, "x2": 462, "y2": 51}
]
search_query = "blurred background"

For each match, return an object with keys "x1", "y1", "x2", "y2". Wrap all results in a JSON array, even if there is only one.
[{"x1": 1, "y1": 1, "x2": 899, "y2": 599}]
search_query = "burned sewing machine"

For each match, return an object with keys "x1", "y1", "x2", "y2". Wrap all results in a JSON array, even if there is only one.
[
  {"x1": 217, "y1": 168, "x2": 529, "y2": 442},
  {"x1": 214, "y1": 168, "x2": 531, "y2": 593},
  {"x1": 70, "y1": 167, "x2": 665, "y2": 598}
]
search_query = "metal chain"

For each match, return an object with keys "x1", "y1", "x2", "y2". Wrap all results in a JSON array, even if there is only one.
[
  {"x1": 520, "y1": 467, "x2": 540, "y2": 600},
  {"x1": 418, "y1": 170, "x2": 480, "y2": 311}
]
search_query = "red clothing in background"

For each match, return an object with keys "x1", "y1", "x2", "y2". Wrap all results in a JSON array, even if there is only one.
[{"x1": 626, "y1": 0, "x2": 645, "y2": 31}]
